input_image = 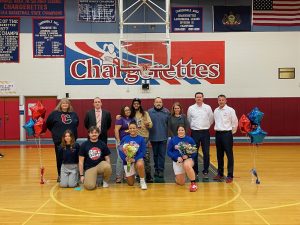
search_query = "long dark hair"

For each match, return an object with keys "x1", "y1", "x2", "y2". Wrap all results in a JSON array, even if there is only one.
[
  {"x1": 130, "y1": 98, "x2": 145, "y2": 117},
  {"x1": 61, "y1": 129, "x2": 76, "y2": 151}
]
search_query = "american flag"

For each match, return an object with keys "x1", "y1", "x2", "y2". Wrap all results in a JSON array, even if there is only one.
[{"x1": 253, "y1": 0, "x2": 300, "y2": 26}]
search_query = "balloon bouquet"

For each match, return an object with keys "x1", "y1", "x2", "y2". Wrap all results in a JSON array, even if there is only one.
[
  {"x1": 23, "y1": 101, "x2": 47, "y2": 184},
  {"x1": 238, "y1": 107, "x2": 267, "y2": 184}
]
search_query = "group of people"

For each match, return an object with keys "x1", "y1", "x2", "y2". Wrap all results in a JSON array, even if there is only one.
[{"x1": 45, "y1": 93, "x2": 238, "y2": 192}]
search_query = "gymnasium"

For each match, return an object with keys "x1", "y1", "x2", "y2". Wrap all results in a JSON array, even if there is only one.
[{"x1": 0, "y1": 1, "x2": 299, "y2": 224}]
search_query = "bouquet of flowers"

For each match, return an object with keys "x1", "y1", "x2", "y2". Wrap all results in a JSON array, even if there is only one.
[
  {"x1": 175, "y1": 142, "x2": 198, "y2": 158},
  {"x1": 121, "y1": 141, "x2": 139, "y2": 172}
]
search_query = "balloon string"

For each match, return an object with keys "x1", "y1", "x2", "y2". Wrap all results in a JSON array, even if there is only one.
[{"x1": 35, "y1": 137, "x2": 43, "y2": 168}]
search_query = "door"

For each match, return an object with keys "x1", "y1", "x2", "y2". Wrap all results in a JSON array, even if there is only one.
[
  {"x1": 25, "y1": 96, "x2": 57, "y2": 139},
  {"x1": 0, "y1": 97, "x2": 19, "y2": 140}
]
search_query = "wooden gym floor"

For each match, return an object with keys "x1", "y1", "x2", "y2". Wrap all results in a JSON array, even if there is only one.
[{"x1": 0, "y1": 144, "x2": 299, "y2": 225}]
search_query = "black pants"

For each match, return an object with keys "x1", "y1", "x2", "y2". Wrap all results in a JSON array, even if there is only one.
[
  {"x1": 215, "y1": 131, "x2": 234, "y2": 178},
  {"x1": 191, "y1": 129, "x2": 210, "y2": 175},
  {"x1": 54, "y1": 143, "x2": 62, "y2": 177}
]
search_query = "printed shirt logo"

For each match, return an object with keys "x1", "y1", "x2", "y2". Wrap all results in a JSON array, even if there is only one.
[
  {"x1": 88, "y1": 147, "x2": 102, "y2": 160},
  {"x1": 61, "y1": 114, "x2": 72, "y2": 124}
]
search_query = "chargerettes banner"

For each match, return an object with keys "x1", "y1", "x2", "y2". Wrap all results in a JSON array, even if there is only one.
[{"x1": 65, "y1": 41, "x2": 225, "y2": 86}]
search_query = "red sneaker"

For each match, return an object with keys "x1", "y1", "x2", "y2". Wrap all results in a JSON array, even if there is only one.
[
  {"x1": 226, "y1": 177, "x2": 233, "y2": 183},
  {"x1": 189, "y1": 182, "x2": 198, "y2": 192},
  {"x1": 213, "y1": 175, "x2": 224, "y2": 180}
]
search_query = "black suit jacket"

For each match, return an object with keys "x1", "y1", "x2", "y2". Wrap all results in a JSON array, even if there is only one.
[{"x1": 84, "y1": 109, "x2": 112, "y2": 144}]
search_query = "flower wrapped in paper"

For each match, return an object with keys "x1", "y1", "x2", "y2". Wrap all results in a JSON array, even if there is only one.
[
  {"x1": 175, "y1": 142, "x2": 198, "y2": 158},
  {"x1": 121, "y1": 141, "x2": 139, "y2": 172}
]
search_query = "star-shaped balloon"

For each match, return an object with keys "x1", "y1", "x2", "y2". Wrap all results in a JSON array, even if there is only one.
[
  {"x1": 249, "y1": 126, "x2": 267, "y2": 144},
  {"x1": 247, "y1": 107, "x2": 264, "y2": 125},
  {"x1": 239, "y1": 114, "x2": 252, "y2": 134}
]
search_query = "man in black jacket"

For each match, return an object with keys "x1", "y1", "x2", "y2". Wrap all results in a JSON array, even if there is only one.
[{"x1": 84, "y1": 97, "x2": 112, "y2": 144}]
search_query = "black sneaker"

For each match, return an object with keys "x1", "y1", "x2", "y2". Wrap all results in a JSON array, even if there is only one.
[
  {"x1": 146, "y1": 175, "x2": 154, "y2": 183},
  {"x1": 57, "y1": 176, "x2": 61, "y2": 182},
  {"x1": 0, "y1": 153, "x2": 4, "y2": 158}
]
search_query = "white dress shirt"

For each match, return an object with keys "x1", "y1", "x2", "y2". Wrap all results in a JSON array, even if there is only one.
[
  {"x1": 187, "y1": 103, "x2": 214, "y2": 130},
  {"x1": 214, "y1": 105, "x2": 238, "y2": 133}
]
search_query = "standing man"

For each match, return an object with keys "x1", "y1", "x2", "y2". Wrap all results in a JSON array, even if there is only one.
[
  {"x1": 213, "y1": 94, "x2": 238, "y2": 183},
  {"x1": 84, "y1": 97, "x2": 112, "y2": 144},
  {"x1": 79, "y1": 126, "x2": 112, "y2": 190},
  {"x1": 187, "y1": 92, "x2": 214, "y2": 179},
  {"x1": 148, "y1": 97, "x2": 170, "y2": 179}
]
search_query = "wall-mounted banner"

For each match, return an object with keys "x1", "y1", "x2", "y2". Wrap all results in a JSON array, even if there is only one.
[
  {"x1": 33, "y1": 18, "x2": 65, "y2": 58},
  {"x1": 171, "y1": 7, "x2": 203, "y2": 32},
  {"x1": 0, "y1": 1, "x2": 64, "y2": 17},
  {"x1": 78, "y1": 0, "x2": 116, "y2": 23},
  {"x1": 0, "y1": 17, "x2": 19, "y2": 63},
  {"x1": 213, "y1": 6, "x2": 251, "y2": 32},
  {"x1": 65, "y1": 41, "x2": 224, "y2": 85}
]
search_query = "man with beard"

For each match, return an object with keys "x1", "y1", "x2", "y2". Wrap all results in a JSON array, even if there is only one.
[
  {"x1": 79, "y1": 126, "x2": 112, "y2": 190},
  {"x1": 148, "y1": 97, "x2": 170, "y2": 179}
]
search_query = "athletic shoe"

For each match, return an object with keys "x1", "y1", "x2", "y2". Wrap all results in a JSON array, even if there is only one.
[
  {"x1": 189, "y1": 182, "x2": 198, "y2": 192},
  {"x1": 102, "y1": 181, "x2": 109, "y2": 188},
  {"x1": 115, "y1": 177, "x2": 122, "y2": 183},
  {"x1": 140, "y1": 180, "x2": 148, "y2": 190},
  {"x1": 0, "y1": 153, "x2": 4, "y2": 158},
  {"x1": 226, "y1": 177, "x2": 233, "y2": 183},
  {"x1": 146, "y1": 174, "x2": 154, "y2": 183},
  {"x1": 213, "y1": 175, "x2": 224, "y2": 180}
]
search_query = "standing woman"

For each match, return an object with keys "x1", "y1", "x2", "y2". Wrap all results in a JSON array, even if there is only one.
[
  {"x1": 46, "y1": 98, "x2": 79, "y2": 182},
  {"x1": 114, "y1": 105, "x2": 135, "y2": 183},
  {"x1": 59, "y1": 130, "x2": 80, "y2": 188},
  {"x1": 168, "y1": 102, "x2": 189, "y2": 137}
]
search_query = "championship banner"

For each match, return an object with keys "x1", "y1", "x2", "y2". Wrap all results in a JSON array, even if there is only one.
[
  {"x1": 0, "y1": 1, "x2": 65, "y2": 17},
  {"x1": 171, "y1": 7, "x2": 203, "y2": 32},
  {"x1": 213, "y1": 6, "x2": 251, "y2": 32},
  {"x1": 33, "y1": 18, "x2": 65, "y2": 58},
  {"x1": 0, "y1": 17, "x2": 19, "y2": 63},
  {"x1": 65, "y1": 41, "x2": 225, "y2": 85},
  {"x1": 78, "y1": 0, "x2": 116, "y2": 22}
]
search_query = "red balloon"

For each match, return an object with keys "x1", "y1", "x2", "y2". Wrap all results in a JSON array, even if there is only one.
[
  {"x1": 34, "y1": 117, "x2": 47, "y2": 137},
  {"x1": 239, "y1": 114, "x2": 252, "y2": 134},
  {"x1": 30, "y1": 101, "x2": 46, "y2": 120}
]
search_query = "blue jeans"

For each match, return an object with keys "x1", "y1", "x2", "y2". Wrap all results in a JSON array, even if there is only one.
[{"x1": 150, "y1": 140, "x2": 167, "y2": 173}]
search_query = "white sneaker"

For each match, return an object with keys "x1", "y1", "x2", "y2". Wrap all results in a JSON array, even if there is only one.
[
  {"x1": 102, "y1": 181, "x2": 109, "y2": 188},
  {"x1": 140, "y1": 180, "x2": 147, "y2": 190}
]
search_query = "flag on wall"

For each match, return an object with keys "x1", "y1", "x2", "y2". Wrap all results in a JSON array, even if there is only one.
[
  {"x1": 213, "y1": 6, "x2": 251, "y2": 32},
  {"x1": 253, "y1": 0, "x2": 300, "y2": 26}
]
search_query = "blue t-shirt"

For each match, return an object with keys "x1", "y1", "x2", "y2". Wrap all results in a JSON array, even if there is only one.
[
  {"x1": 79, "y1": 140, "x2": 111, "y2": 171},
  {"x1": 118, "y1": 135, "x2": 146, "y2": 165},
  {"x1": 59, "y1": 142, "x2": 80, "y2": 164},
  {"x1": 167, "y1": 135, "x2": 197, "y2": 162}
]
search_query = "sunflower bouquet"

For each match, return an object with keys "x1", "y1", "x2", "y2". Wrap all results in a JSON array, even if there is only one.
[{"x1": 121, "y1": 141, "x2": 139, "y2": 172}]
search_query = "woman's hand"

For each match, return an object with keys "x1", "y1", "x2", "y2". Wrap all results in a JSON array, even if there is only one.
[
  {"x1": 177, "y1": 157, "x2": 183, "y2": 163},
  {"x1": 182, "y1": 155, "x2": 188, "y2": 160}
]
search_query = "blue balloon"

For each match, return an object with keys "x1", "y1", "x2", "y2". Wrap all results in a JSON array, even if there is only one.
[
  {"x1": 249, "y1": 126, "x2": 267, "y2": 144},
  {"x1": 23, "y1": 119, "x2": 35, "y2": 136},
  {"x1": 247, "y1": 107, "x2": 264, "y2": 125}
]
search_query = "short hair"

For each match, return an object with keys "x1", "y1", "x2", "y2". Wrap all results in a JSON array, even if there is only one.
[
  {"x1": 195, "y1": 92, "x2": 204, "y2": 98},
  {"x1": 128, "y1": 121, "x2": 137, "y2": 127},
  {"x1": 88, "y1": 126, "x2": 100, "y2": 134},
  {"x1": 218, "y1": 94, "x2": 226, "y2": 98},
  {"x1": 176, "y1": 124, "x2": 186, "y2": 133}
]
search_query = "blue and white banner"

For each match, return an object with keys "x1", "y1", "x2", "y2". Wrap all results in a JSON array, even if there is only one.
[
  {"x1": 171, "y1": 7, "x2": 203, "y2": 32},
  {"x1": 33, "y1": 18, "x2": 65, "y2": 58},
  {"x1": 0, "y1": 1, "x2": 65, "y2": 17},
  {"x1": 0, "y1": 17, "x2": 19, "y2": 63},
  {"x1": 78, "y1": 0, "x2": 116, "y2": 23}
]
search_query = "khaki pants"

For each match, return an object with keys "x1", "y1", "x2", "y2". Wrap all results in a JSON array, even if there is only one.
[{"x1": 84, "y1": 161, "x2": 112, "y2": 190}]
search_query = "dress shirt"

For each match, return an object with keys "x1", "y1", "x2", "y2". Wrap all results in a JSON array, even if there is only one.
[
  {"x1": 187, "y1": 103, "x2": 214, "y2": 130},
  {"x1": 214, "y1": 105, "x2": 238, "y2": 133}
]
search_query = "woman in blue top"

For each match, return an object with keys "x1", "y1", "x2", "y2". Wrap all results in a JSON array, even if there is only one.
[
  {"x1": 59, "y1": 130, "x2": 80, "y2": 188},
  {"x1": 114, "y1": 105, "x2": 135, "y2": 183},
  {"x1": 119, "y1": 121, "x2": 147, "y2": 190},
  {"x1": 167, "y1": 125, "x2": 198, "y2": 192}
]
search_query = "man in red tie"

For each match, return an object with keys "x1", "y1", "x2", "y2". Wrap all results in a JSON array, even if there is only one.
[{"x1": 84, "y1": 97, "x2": 112, "y2": 144}]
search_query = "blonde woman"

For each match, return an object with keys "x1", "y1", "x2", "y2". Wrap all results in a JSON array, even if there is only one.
[{"x1": 46, "y1": 98, "x2": 79, "y2": 182}]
